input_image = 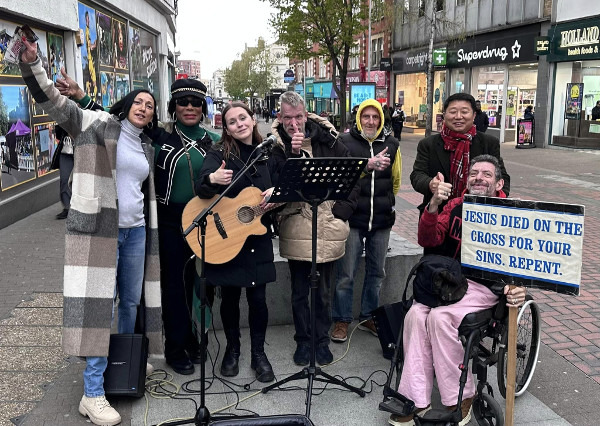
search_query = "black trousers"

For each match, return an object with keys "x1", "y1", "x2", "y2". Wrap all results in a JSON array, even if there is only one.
[
  {"x1": 288, "y1": 259, "x2": 333, "y2": 346},
  {"x1": 58, "y1": 153, "x2": 73, "y2": 208},
  {"x1": 393, "y1": 124, "x2": 403, "y2": 140},
  {"x1": 158, "y1": 203, "x2": 213, "y2": 362},
  {"x1": 220, "y1": 285, "x2": 268, "y2": 351}
]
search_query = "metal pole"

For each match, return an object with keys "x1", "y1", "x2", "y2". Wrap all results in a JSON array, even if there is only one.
[{"x1": 367, "y1": 0, "x2": 372, "y2": 82}]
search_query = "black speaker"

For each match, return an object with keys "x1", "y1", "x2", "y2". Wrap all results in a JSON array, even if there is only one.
[
  {"x1": 210, "y1": 415, "x2": 314, "y2": 425},
  {"x1": 103, "y1": 333, "x2": 148, "y2": 397},
  {"x1": 371, "y1": 300, "x2": 411, "y2": 360}
]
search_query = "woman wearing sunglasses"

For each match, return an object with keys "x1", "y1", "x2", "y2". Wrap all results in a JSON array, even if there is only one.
[
  {"x1": 54, "y1": 73, "x2": 220, "y2": 377},
  {"x1": 195, "y1": 101, "x2": 282, "y2": 383},
  {"x1": 152, "y1": 79, "x2": 221, "y2": 376}
]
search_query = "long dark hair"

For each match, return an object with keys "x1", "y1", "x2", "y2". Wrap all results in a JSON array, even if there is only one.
[
  {"x1": 219, "y1": 101, "x2": 262, "y2": 159},
  {"x1": 109, "y1": 89, "x2": 158, "y2": 136}
]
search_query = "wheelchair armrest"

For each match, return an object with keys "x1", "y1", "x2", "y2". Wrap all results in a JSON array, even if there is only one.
[{"x1": 458, "y1": 308, "x2": 494, "y2": 337}]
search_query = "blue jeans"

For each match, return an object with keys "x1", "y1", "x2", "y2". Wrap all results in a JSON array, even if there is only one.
[
  {"x1": 85, "y1": 226, "x2": 146, "y2": 397},
  {"x1": 332, "y1": 227, "x2": 391, "y2": 323}
]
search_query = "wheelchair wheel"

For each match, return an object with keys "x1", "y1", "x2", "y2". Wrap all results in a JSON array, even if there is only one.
[
  {"x1": 498, "y1": 297, "x2": 541, "y2": 398},
  {"x1": 473, "y1": 393, "x2": 504, "y2": 426}
]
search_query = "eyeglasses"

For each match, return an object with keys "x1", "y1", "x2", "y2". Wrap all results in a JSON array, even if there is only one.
[{"x1": 175, "y1": 97, "x2": 204, "y2": 108}]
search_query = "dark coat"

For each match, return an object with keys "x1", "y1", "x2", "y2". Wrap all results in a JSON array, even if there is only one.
[
  {"x1": 340, "y1": 126, "x2": 399, "y2": 231},
  {"x1": 195, "y1": 140, "x2": 278, "y2": 287},
  {"x1": 474, "y1": 110, "x2": 489, "y2": 132},
  {"x1": 410, "y1": 132, "x2": 510, "y2": 213}
]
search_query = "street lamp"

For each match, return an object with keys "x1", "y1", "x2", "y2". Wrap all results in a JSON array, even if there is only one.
[{"x1": 367, "y1": 0, "x2": 372, "y2": 82}]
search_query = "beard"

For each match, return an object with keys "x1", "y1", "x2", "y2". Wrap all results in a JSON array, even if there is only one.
[{"x1": 468, "y1": 181, "x2": 496, "y2": 197}]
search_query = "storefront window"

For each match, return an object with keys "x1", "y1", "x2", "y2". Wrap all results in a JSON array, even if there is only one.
[
  {"x1": 472, "y1": 65, "x2": 505, "y2": 129},
  {"x1": 506, "y1": 64, "x2": 538, "y2": 131},
  {"x1": 395, "y1": 71, "x2": 446, "y2": 129},
  {"x1": 450, "y1": 68, "x2": 465, "y2": 94},
  {"x1": 552, "y1": 60, "x2": 600, "y2": 141}
]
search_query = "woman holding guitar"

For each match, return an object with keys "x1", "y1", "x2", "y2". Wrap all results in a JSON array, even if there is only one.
[{"x1": 195, "y1": 101, "x2": 279, "y2": 383}]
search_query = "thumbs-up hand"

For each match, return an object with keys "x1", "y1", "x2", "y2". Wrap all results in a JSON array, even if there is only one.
[
  {"x1": 428, "y1": 172, "x2": 453, "y2": 213},
  {"x1": 290, "y1": 122, "x2": 303, "y2": 155},
  {"x1": 209, "y1": 160, "x2": 233, "y2": 185}
]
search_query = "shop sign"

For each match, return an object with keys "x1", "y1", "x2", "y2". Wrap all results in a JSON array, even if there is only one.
[
  {"x1": 447, "y1": 25, "x2": 539, "y2": 68},
  {"x1": 379, "y1": 57, "x2": 392, "y2": 71},
  {"x1": 392, "y1": 46, "x2": 439, "y2": 73},
  {"x1": 284, "y1": 69, "x2": 295, "y2": 83},
  {"x1": 433, "y1": 48, "x2": 447, "y2": 66},
  {"x1": 565, "y1": 83, "x2": 584, "y2": 120},
  {"x1": 535, "y1": 36, "x2": 550, "y2": 55},
  {"x1": 547, "y1": 18, "x2": 600, "y2": 62}
]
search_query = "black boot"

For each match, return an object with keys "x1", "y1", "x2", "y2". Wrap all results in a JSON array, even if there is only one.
[
  {"x1": 220, "y1": 329, "x2": 241, "y2": 377},
  {"x1": 250, "y1": 350, "x2": 274, "y2": 383}
]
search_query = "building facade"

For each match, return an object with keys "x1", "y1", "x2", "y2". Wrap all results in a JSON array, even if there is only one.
[
  {"x1": 0, "y1": 0, "x2": 177, "y2": 228},
  {"x1": 391, "y1": 0, "x2": 551, "y2": 141},
  {"x1": 544, "y1": 1, "x2": 600, "y2": 148},
  {"x1": 177, "y1": 59, "x2": 201, "y2": 79}
]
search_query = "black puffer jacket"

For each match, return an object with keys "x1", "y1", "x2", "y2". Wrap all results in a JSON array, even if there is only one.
[{"x1": 341, "y1": 126, "x2": 399, "y2": 231}]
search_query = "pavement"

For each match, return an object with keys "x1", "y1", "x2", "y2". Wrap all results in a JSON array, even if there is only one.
[{"x1": 1, "y1": 120, "x2": 600, "y2": 425}]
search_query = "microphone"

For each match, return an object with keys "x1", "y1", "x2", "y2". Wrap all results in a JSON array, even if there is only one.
[{"x1": 257, "y1": 134, "x2": 277, "y2": 150}]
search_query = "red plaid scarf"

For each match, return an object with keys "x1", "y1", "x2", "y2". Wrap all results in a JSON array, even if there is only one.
[{"x1": 440, "y1": 123, "x2": 477, "y2": 198}]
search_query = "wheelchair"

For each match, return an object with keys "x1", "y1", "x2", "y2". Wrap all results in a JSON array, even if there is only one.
[{"x1": 379, "y1": 290, "x2": 541, "y2": 426}]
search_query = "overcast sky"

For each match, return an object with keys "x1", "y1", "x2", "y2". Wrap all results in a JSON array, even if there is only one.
[{"x1": 176, "y1": 0, "x2": 278, "y2": 80}]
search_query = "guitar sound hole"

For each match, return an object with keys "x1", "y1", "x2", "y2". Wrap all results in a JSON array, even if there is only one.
[{"x1": 238, "y1": 206, "x2": 255, "y2": 224}]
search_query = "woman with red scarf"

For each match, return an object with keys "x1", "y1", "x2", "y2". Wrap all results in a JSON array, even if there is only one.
[{"x1": 410, "y1": 93, "x2": 510, "y2": 216}]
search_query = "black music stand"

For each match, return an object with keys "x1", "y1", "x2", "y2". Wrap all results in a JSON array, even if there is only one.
[{"x1": 261, "y1": 157, "x2": 368, "y2": 418}]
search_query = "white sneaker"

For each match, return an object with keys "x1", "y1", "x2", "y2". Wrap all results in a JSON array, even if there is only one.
[{"x1": 79, "y1": 395, "x2": 121, "y2": 426}]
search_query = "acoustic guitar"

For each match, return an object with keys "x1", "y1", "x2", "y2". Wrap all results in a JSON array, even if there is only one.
[{"x1": 182, "y1": 186, "x2": 281, "y2": 264}]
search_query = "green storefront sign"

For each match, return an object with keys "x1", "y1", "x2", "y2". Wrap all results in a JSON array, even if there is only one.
[
  {"x1": 547, "y1": 18, "x2": 600, "y2": 62},
  {"x1": 305, "y1": 77, "x2": 314, "y2": 100}
]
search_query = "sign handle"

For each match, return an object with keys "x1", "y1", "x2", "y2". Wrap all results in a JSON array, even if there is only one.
[{"x1": 505, "y1": 284, "x2": 518, "y2": 426}]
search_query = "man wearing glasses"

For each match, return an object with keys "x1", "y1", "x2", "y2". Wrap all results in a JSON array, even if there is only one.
[{"x1": 270, "y1": 91, "x2": 359, "y2": 367}]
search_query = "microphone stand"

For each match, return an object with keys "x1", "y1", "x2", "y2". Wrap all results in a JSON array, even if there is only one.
[{"x1": 164, "y1": 144, "x2": 271, "y2": 426}]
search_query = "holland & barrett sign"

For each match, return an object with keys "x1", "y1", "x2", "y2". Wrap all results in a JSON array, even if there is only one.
[{"x1": 547, "y1": 18, "x2": 600, "y2": 62}]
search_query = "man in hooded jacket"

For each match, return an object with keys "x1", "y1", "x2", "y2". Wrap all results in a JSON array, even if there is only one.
[
  {"x1": 330, "y1": 99, "x2": 402, "y2": 343},
  {"x1": 270, "y1": 91, "x2": 359, "y2": 366}
]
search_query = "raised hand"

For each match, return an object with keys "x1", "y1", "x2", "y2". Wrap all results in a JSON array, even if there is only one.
[
  {"x1": 428, "y1": 172, "x2": 453, "y2": 212},
  {"x1": 20, "y1": 39, "x2": 38, "y2": 63},
  {"x1": 56, "y1": 68, "x2": 86, "y2": 100},
  {"x1": 290, "y1": 122, "x2": 303, "y2": 155}
]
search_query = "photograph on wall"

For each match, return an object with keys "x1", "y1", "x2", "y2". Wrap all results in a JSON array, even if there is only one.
[
  {"x1": 115, "y1": 73, "x2": 130, "y2": 102},
  {"x1": 96, "y1": 12, "x2": 113, "y2": 68},
  {"x1": 112, "y1": 18, "x2": 128, "y2": 70},
  {"x1": 129, "y1": 24, "x2": 160, "y2": 103},
  {"x1": 0, "y1": 21, "x2": 48, "y2": 77},
  {"x1": 0, "y1": 84, "x2": 35, "y2": 190},
  {"x1": 47, "y1": 33, "x2": 65, "y2": 83},
  {"x1": 100, "y1": 71, "x2": 115, "y2": 107},
  {"x1": 31, "y1": 95, "x2": 47, "y2": 117},
  {"x1": 34, "y1": 122, "x2": 56, "y2": 177},
  {"x1": 78, "y1": 3, "x2": 99, "y2": 104}
]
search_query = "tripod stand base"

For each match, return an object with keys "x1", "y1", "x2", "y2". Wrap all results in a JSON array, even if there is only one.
[{"x1": 262, "y1": 365, "x2": 365, "y2": 417}]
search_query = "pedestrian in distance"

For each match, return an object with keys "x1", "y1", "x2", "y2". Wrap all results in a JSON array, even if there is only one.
[
  {"x1": 331, "y1": 99, "x2": 402, "y2": 343},
  {"x1": 473, "y1": 100, "x2": 489, "y2": 133},
  {"x1": 391, "y1": 103, "x2": 405, "y2": 140},
  {"x1": 195, "y1": 101, "x2": 279, "y2": 383},
  {"x1": 270, "y1": 91, "x2": 359, "y2": 367},
  {"x1": 524, "y1": 105, "x2": 534, "y2": 120},
  {"x1": 19, "y1": 39, "x2": 162, "y2": 426},
  {"x1": 592, "y1": 101, "x2": 600, "y2": 120}
]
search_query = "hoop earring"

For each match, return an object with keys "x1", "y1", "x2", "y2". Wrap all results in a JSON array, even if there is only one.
[
  {"x1": 146, "y1": 121, "x2": 154, "y2": 130},
  {"x1": 118, "y1": 111, "x2": 125, "y2": 120},
  {"x1": 172, "y1": 112, "x2": 177, "y2": 122}
]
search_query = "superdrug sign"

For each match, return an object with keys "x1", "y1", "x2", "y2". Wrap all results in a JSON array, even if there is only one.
[{"x1": 447, "y1": 25, "x2": 539, "y2": 68}]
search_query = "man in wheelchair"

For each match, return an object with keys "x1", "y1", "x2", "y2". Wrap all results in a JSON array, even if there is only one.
[{"x1": 389, "y1": 155, "x2": 527, "y2": 426}]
